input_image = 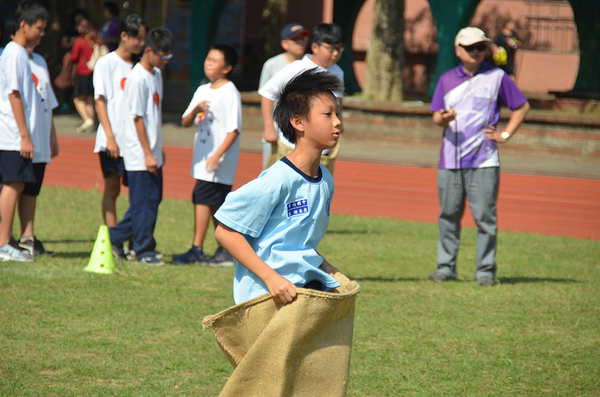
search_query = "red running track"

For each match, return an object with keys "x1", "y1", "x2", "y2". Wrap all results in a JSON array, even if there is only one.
[{"x1": 45, "y1": 137, "x2": 600, "y2": 240}]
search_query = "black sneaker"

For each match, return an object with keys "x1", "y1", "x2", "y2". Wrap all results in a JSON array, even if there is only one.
[
  {"x1": 172, "y1": 246, "x2": 207, "y2": 265},
  {"x1": 138, "y1": 255, "x2": 165, "y2": 266},
  {"x1": 428, "y1": 272, "x2": 456, "y2": 283},
  {"x1": 19, "y1": 236, "x2": 55, "y2": 257},
  {"x1": 208, "y1": 247, "x2": 235, "y2": 267}
]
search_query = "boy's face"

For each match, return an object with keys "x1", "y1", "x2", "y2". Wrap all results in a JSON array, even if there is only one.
[
  {"x1": 281, "y1": 34, "x2": 308, "y2": 58},
  {"x1": 146, "y1": 47, "x2": 172, "y2": 69},
  {"x1": 22, "y1": 19, "x2": 46, "y2": 47},
  {"x1": 455, "y1": 41, "x2": 487, "y2": 69},
  {"x1": 310, "y1": 42, "x2": 344, "y2": 69},
  {"x1": 204, "y1": 49, "x2": 232, "y2": 82},
  {"x1": 298, "y1": 93, "x2": 341, "y2": 150},
  {"x1": 122, "y1": 25, "x2": 147, "y2": 55}
]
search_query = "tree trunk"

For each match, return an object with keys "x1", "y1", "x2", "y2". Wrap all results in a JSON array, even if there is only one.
[
  {"x1": 245, "y1": 0, "x2": 288, "y2": 80},
  {"x1": 363, "y1": 0, "x2": 404, "y2": 102}
]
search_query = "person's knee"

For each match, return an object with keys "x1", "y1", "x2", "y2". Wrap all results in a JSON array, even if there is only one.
[{"x1": 104, "y1": 174, "x2": 121, "y2": 197}]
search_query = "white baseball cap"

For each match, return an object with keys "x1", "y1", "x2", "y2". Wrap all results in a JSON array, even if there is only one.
[{"x1": 454, "y1": 27, "x2": 491, "y2": 47}]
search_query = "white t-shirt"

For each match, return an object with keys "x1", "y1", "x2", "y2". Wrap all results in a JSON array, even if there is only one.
[
  {"x1": 258, "y1": 54, "x2": 344, "y2": 149},
  {"x1": 29, "y1": 52, "x2": 59, "y2": 164},
  {"x1": 119, "y1": 63, "x2": 163, "y2": 171},
  {"x1": 258, "y1": 53, "x2": 291, "y2": 89},
  {"x1": 0, "y1": 42, "x2": 36, "y2": 151},
  {"x1": 93, "y1": 52, "x2": 134, "y2": 153},
  {"x1": 183, "y1": 81, "x2": 242, "y2": 185}
]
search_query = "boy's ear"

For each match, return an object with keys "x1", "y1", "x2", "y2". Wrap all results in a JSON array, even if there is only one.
[
  {"x1": 310, "y1": 42, "x2": 319, "y2": 53},
  {"x1": 290, "y1": 115, "x2": 305, "y2": 132},
  {"x1": 223, "y1": 64, "x2": 233, "y2": 75},
  {"x1": 281, "y1": 39, "x2": 289, "y2": 51}
]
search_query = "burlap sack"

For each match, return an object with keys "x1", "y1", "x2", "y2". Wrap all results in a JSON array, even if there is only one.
[
  {"x1": 203, "y1": 273, "x2": 360, "y2": 397},
  {"x1": 264, "y1": 138, "x2": 342, "y2": 175}
]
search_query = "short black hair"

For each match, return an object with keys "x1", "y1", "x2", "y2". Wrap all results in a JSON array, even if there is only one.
[
  {"x1": 210, "y1": 44, "x2": 238, "y2": 71},
  {"x1": 6, "y1": 15, "x2": 18, "y2": 36},
  {"x1": 13, "y1": 1, "x2": 49, "y2": 27},
  {"x1": 120, "y1": 14, "x2": 146, "y2": 38},
  {"x1": 311, "y1": 23, "x2": 344, "y2": 46},
  {"x1": 145, "y1": 27, "x2": 174, "y2": 54},
  {"x1": 68, "y1": 7, "x2": 89, "y2": 28},
  {"x1": 273, "y1": 68, "x2": 344, "y2": 144},
  {"x1": 103, "y1": 2, "x2": 119, "y2": 17}
]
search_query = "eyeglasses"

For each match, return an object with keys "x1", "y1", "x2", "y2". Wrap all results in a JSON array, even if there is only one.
[
  {"x1": 153, "y1": 49, "x2": 173, "y2": 60},
  {"x1": 460, "y1": 43, "x2": 487, "y2": 52},
  {"x1": 321, "y1": 44, "x2": 344, "y2": 54}
]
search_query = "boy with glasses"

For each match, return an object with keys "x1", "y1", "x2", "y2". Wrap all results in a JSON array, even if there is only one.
[
  {"x1": 259, "y1": 23, "x2": 345, "y2": 174},
  {"x1": 429, "y1": 27, "x2": 530, "y2": 286},
  {"x1": 108, "y1": 27, "x2": 174, "y2": 266}
]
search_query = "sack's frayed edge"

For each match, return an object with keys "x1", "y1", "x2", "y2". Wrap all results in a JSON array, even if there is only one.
[{"x1": 202, "y1": 274, "x2": 360, "y2": 330}]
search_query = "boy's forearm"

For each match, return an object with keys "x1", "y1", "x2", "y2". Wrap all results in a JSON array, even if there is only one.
[
  {"x1": 261, "y1": 97, "x2": 278, "y2": 143},
  {"x1": 181, "y1": 111, "x2": 196, "y2": 128},
  {"x1": 213, "y1": 130, "x2": 239, "y2": 159},
  {"x1": 8, "y1": 92, "x2": 31, "y2": 140},
  {"x1": 216, "y1": 223, "x2": 298, "y2": 303},
  {"x1": 133, "y1": 116, "x2": 153, "y2": 156},
  {"x1": 319, "y1": 257, "x2": 340, "y2": 276},
  {"x1": 50, "y1": 121, "x2": 59, "y2": 157},
  {"x1": 95, "y1": 97, "x2": 115, "y2": 140}
]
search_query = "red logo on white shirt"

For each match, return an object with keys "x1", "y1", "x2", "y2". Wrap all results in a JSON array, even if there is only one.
[
  {"x1": 32, "y1": 73, "x2": 39, "y2": 87},
  {"x1": 120, "y1": 78, "x2": 127, "y2": 90},
  {"x1": 153, "y1": 91, "x2": 160, "y2": 108}
]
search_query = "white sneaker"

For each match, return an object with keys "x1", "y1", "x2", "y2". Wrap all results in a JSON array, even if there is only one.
[
  {"x1": 76, "y1": 119, "x2": 95, "y2": 133},
  {"x1": 0, "y1": 243, "x2": 34, "y2": 262}
]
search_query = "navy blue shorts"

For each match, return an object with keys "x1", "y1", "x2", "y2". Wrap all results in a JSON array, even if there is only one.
[
  {"x1": 99, "y1": 152, "x2": 128, "y2": 186},
  {"x1": 23, "y1": 163, "x2": 46, "y2": 196},
  {"x1": 192, "y1": 180, "x2": 232, "y2": 206},
  {"x1": 0, "y1": 150, "x2": 36, "y2": 184}
]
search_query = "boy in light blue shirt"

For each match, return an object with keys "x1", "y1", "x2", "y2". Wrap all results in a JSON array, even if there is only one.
[{"x1": 215, "y1": 68, "x2": 344, "y2": 304}]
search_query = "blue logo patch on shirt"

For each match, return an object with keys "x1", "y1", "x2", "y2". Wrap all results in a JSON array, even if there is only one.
[{"x1": 286, "y1": 198, "x2": 309, "y2": 218}]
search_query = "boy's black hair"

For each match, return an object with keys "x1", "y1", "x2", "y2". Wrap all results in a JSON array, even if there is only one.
[
  {"x1": 210, "y1": 44, "x2": 238, "y2": 71},
  {"x1": 13, "y1": 1, "x2": 49, "y2": 27},
  {"x1": 311, "y1": 23, "x2": 344, "y2": 46},
  {"x1": 119, "y1": 14, "x2": 146, "y2": 38},
  {"x1": 273, "y1": 68, "x2": 344, "y2": 144},
  {"x1": 103, "y1": 2, "x2": 119, "y2": 17},
  {"x1": 6, "y1": 15, "x2": 18, "y2": 36},
  {"x1": 68, "y1": 7, "x2": 89, "y2": 28},
  {"x1": 145, "y1": 27, "x2": 174, "y2": 54}
]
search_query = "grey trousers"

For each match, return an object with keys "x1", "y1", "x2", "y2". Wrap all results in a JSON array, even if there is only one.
[{"x1": 436, "y1": 167, "x2": 499, "y2": 280}]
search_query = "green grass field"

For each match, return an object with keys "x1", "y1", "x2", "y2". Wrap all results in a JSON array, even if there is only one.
[{"x1": 1, "y1": 187, "x2": 599, "y2": 396}]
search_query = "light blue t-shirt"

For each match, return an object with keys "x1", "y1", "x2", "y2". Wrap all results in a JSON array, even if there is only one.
[{"x1": 215, "y1": 157, "x2": 340, "y2": 304}]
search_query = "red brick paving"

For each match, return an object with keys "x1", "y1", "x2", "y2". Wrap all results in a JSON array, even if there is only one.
[{"x1": 45, "y1": 137, "x2": 600, "y2": 240}]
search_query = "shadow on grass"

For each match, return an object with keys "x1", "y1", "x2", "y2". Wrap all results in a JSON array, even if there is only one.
[
  {"x1": 326, "y1": 230, "x2": 369, "y2": 235},
  {"x1": 499, "y1": 277, "x2": 580, "y2": 284},
  {"x1": 43, "y1": 239, "x2": 95, "y2": 244},
  {"x1": 52, "y1": 252, "x2": 92, "y2": 259},
  {"x1": 349, "y1": 276, "x2": 421, "y2": 282}
]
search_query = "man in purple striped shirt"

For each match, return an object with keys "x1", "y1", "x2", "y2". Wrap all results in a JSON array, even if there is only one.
[{"x1": 429, "y1": 27, "x2": 530, "y2": 286}]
